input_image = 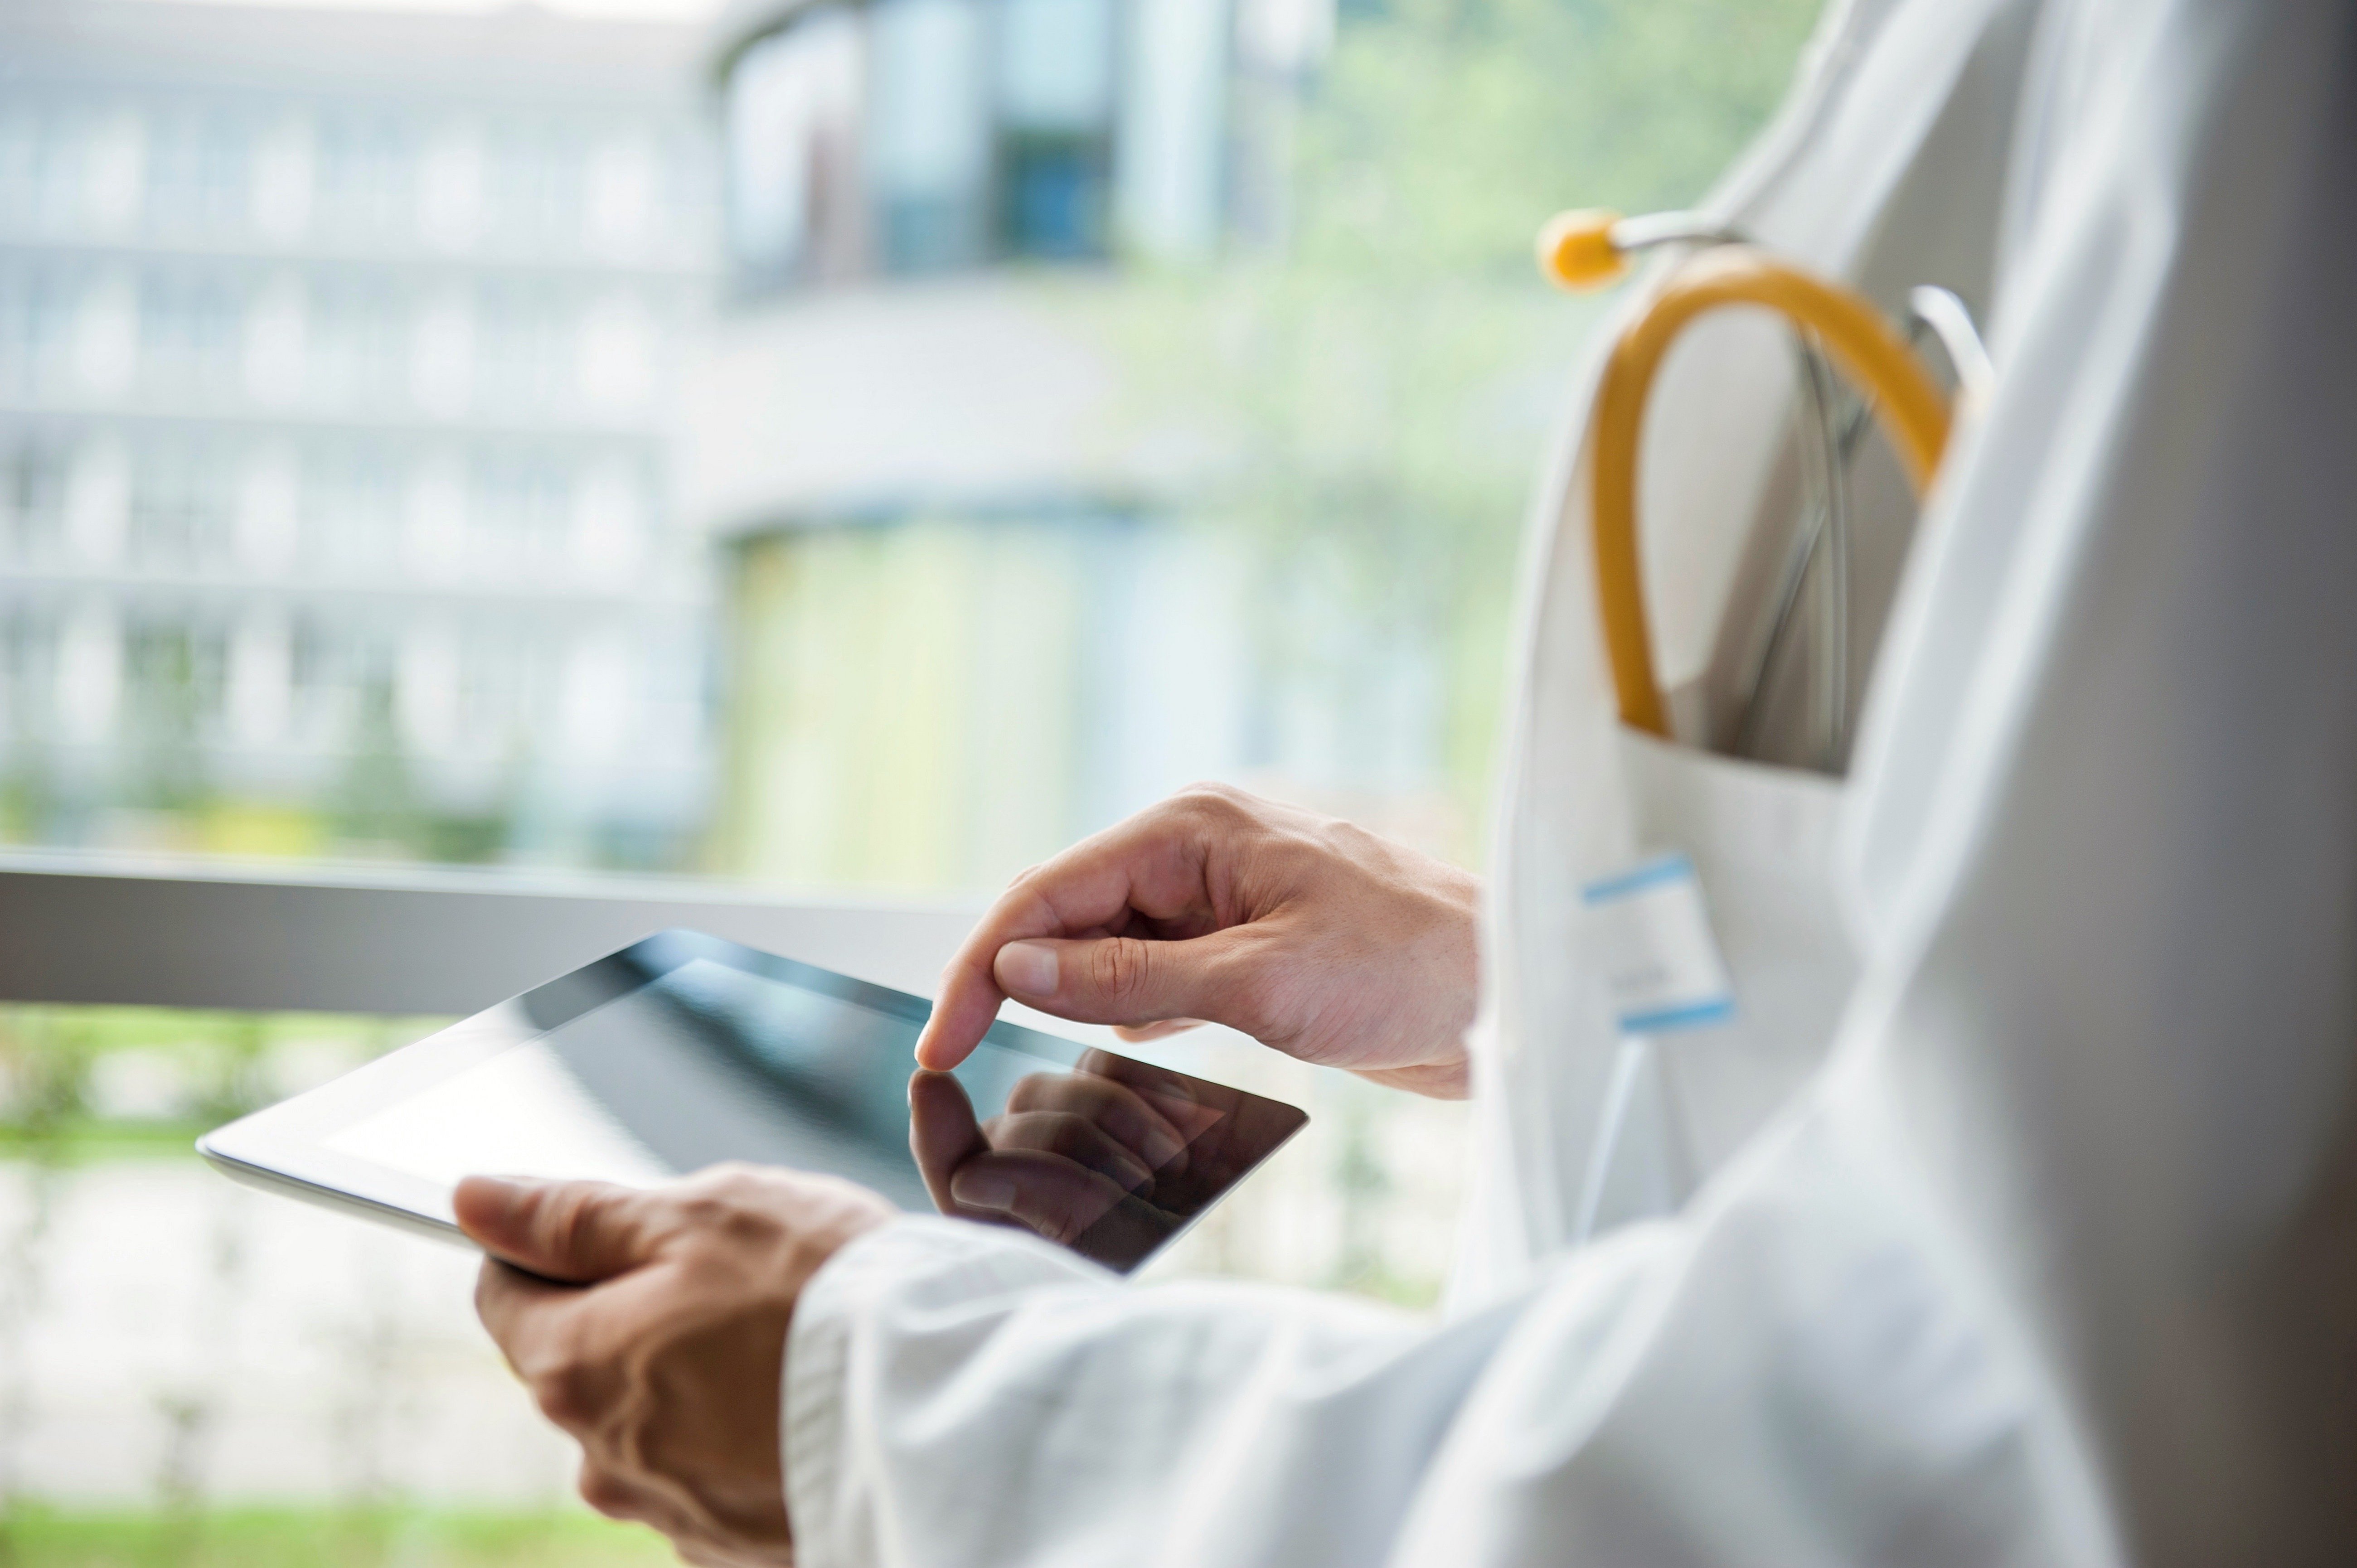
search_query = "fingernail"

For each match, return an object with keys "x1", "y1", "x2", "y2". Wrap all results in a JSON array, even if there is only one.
[
  {"x1": 952, "y1": 1169, "x2": 1017, "y2": 1210},
  {"x1": 994, "y1": 942, "x2": 1058, "y2": 998}
]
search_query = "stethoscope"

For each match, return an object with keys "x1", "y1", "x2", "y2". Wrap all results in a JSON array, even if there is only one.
[
  {"x1": 1538, "y1": 207, "x2": 1991, "y2": 771},
  {"x1": 1536, "y1": 209, "x2": 1993, "y2": 1242}
]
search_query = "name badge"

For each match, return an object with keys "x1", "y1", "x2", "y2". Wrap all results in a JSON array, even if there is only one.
[{"x1": 1580, "y1": 852, "x2": 1735, "y2": 1033}]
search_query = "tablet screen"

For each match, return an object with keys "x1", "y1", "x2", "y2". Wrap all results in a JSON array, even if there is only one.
[{"x1": 222, "y1": 931, "x2": 1306, "y2": 1273}]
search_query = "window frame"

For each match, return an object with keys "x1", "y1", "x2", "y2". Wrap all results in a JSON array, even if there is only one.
[{"x1": 0, "y1": 847, "x2": 978, "y2": 1019}]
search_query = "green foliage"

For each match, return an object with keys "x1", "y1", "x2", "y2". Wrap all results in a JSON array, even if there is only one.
[
  {"x1": 1108, "y1": 0, "x2": 1823, "y2": 842},
  {"x1": 0, "y1": 1505, "x2": 673, "y2": 1568},
  {"x1": 0, "y1": 1007, "x2": 445, "y2": 1148},
  {"x1": 0, "y1": 1011, "x2": 101, "y2": 1140}
]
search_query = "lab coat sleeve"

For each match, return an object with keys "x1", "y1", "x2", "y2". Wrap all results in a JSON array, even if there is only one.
[
  {"x1": 781, "y1": 1215, "x2": 1566, "y2": 1568},
  {"x1": 785, "y1": 1123, "x2": 2085, "y2": 1568}
]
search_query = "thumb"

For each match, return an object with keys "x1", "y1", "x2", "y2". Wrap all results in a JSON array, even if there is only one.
[
  {"x1": 453, "y1": 1176, "x2": 660, "y2": 1284},
  {"x1": 993, "y1": 931, "x2": 1241, "y2": 1031}
]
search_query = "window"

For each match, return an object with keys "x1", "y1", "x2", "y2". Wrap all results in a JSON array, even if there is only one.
[
  {"x1": 724, "y1": 0, "x2": 1128, "y2": 290},
  {"x1": 307, "y1": 282, "x2": 407, "y2": 410},
  {"x1": 314, "y1": 115, "x2": 415, "y2": 241},
  {"x1": 139, "y1": 272, "x2": 246, "y2": 398},
  {"x1": 870, "y1": 0, "x2": 990, "y2": 271},
  {"x1": 300, "y1": 448, "x2": 405, "y2": 578},
  {"x1": 994, "y1": 0, "x2": 1115, "y2": 259},
  {"x1": 1, "y1": 443, "x2": 70, "y2": 562},
  {"x1": 726, "y1": 6, "x2": 866, "y2": 286},
  {"x1": 121, "y1": 618, "x2": 233, "y2": 787},
  {"x1": 144, "y1": 109, "x2": 252, "y2": 235},
  {"x1": 0, "y1": 2, "x2": 1831, "y2": 1552},
  {"x1": 470, "y1": 453, "x2": 574, "y2": 569},
  {"x1": 127, "y1": 445, "x2": 237, "y2": 572},
  {"x1": 474, "y1": 288, "x2": 575, "y2": 416},
  {"x1": 0, "y1": 272, "x2": 77, "y2": 397},
  {"x1": 485, "y1": 125, "x2": 584, "y2": 249},
  {"x1": 455, "y1": 626, "x2": 529, "y2": 752},
  {"x1": 0, "y1": 610, "x2": 59, "y2": 742},
  {"x1": 289, "y1": 615, "x2": 393, "y2": 745},
  {"x1": 0, "y1": 106, "x2": 86, "y2": 232}
]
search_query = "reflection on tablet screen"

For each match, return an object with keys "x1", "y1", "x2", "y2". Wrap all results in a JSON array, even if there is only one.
[{"x1": 325, "y1": 949, "x2": 1305, "y2": 1273}]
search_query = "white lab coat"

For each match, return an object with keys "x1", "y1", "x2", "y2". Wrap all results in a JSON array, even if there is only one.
[
  {"x1": 782, "y1": 0, "x2": 2357, "y2": 1563},
  {"x1": 1470, "y1": 0, "x2": 2042, "y2": 1262}
]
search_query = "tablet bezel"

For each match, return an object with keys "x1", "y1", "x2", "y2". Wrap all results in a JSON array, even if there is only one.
[{"x1": 197, "y1": 928, "x2": 1306, "y2": 1261}]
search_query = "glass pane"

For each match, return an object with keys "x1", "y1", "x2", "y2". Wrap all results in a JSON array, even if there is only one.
[
  {"x1": 0, "y1": 0, "x2": 1821, "y2": 889},
  {"x1": 868, "y1": 0, "x2": 990, "y2": 271},
  {"x1": 143, "y1": 109, "x2": 252, "y2": 237},
  {"x1": 994, "y1": 0, "x2": 1116, "y2": 132},
  {"x1": 726, "y1": 9, "x2": 865, "y2": 285}
]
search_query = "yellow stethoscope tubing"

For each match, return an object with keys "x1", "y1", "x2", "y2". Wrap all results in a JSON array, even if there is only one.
[{"x1": 1590, "y1": 247, "x2": 1954, "y2": 736}]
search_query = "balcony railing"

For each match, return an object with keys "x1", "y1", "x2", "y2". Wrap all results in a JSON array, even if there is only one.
[{"x1": 0, "y1": 848, "x2": 980, "y2": 1016}]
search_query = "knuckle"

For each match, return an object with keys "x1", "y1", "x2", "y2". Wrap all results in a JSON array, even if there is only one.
[
  {"x1": 528, "y1": 1355, "x2": 601, "y2": 1429},
  {"x1": 701, "y1": 1161, "x2": 767, "y2": 1199},
  {"x1": 1089, "y1": 939, "x2": 1153, "y2": 1004},
  {"x1": 536, "y1": 1184, "x2": 601, "y2": 1262},
  {"x1": 1174, "y1": 780, "x2": 1250, "y2": 824},
  {"x1": 577, "y1": 1463, "x2": 636, "y2": 1519},
  {"x1": 1005, "y1": 1071, "x2": 1060, "y2": 1112}
]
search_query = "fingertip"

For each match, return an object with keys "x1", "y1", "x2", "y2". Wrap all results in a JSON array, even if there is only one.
[
  {"x1": 916, "y1": 991, "x2": 992, "y2": 1069},
  {"x1": 913, "y1": 1030, "x2": 968, "y2": 1070}
]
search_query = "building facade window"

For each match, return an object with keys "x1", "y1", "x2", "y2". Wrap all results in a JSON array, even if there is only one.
[
  {"x1": 993, "y1": 0, "x2": 1115, "y2": 259},
  {"x1": 314, "y1": 114, "x2": 416, "y2": 242},
  {"x1": 122, "y1": 618, "x2": 232, "y2": 745},
  {"x1": 300, "y1": 448, "x2": 404, "y2": 577},
  {"x1": 0, "y1": 106, "x2": 88, "y2": 232},
  {"x1": 727, "y1": 5, "x2": 866, "y2": 287},
  {"x1": 723, "y1": 0, "x2": 1131, "y2": 291},
  {"x1": 138, "y1": 271, "x2": 246, "y2": 397},
  {"x1": 486, "y1": 124, "x2": 585, "y2": 251},
  {"x1": 127, "y1": 444, "x2": 237, "y2": 571},
  {"x1": 470, "y1": 454, "x2": 574, "y2": 569},
  {"x1": 307, "y1": 281, "x2": 407, "y2": 411},
  {"x1": 869, "y1": 0, "x2": 991, "y2": 272},
  {"x1": 0, "y1": 444, "x2": 70, "y2": 563},
  {"x1": 0, "y1": 272, "x2": 78, "y2": 397},
  {"x1": 0, "y1": 610, "x2": 58, "y2": 742},
  {"x1": 0, "y1": 1, "x2": 717, "y2": 872},
  {"x1": 475, "y1": 286, "x2": 575, "y2": 416},
  {"x1": 143, "y1": 109, "x2": 252, "y2": 236}
]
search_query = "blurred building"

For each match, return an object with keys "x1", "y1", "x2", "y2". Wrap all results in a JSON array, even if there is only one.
[
  {"x1": 0, "y1": 0, "x2": 720, "y2": 868},
  {"x1": 695, "y1": 0, "x2": 1346, "y2": 889}
]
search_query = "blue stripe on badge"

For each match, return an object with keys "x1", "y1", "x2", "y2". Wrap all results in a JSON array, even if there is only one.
[
  {"x1": 1581, "y1": 852, "x2": 1696, "y2": 906},
  {"x1": 1619, "y1": 997, "x2": 1736, "y2": 1033}
]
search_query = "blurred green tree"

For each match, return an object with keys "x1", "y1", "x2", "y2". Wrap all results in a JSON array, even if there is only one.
[{"x1": 1109, "y1": 0, "x2": 1823, "y2": 852}]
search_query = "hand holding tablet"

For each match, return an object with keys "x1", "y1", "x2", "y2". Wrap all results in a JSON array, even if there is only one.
[{"x1": 197, "y1": 929, "x2": 1308, "y2": 1272}]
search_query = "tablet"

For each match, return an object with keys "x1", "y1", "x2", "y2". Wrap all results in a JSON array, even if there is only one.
[{"x1": 197, "y1": 929, "x2": 1308, "y2": 1273}]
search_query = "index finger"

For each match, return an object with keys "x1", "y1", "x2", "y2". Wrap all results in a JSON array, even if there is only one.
[{"x1": 914, "y1": 810, "x2": 1211, "y2": 1070}]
